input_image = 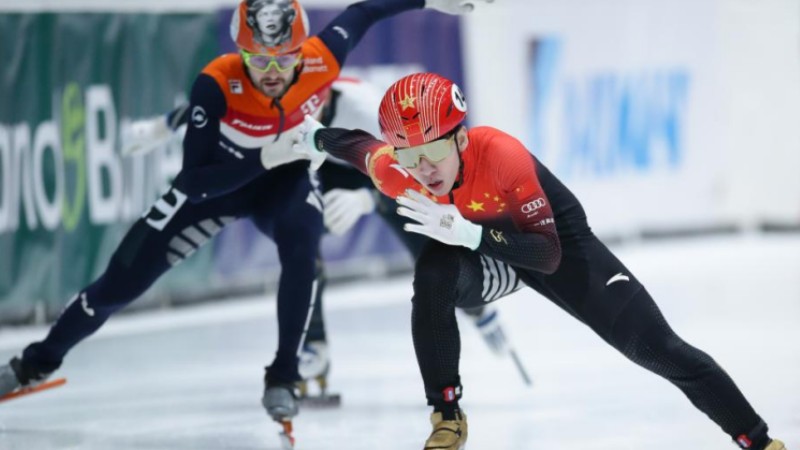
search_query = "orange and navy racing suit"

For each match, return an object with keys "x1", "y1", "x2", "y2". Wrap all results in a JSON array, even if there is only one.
[{"x1": 18, "y1": 0, "x2": 429, "y2": 387}]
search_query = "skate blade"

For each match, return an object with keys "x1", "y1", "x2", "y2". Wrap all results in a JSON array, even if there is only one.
[
  {"x1": 297, "y1": 393, "x2": 341, "y2": 409},
  {"x1": 0, "y1": 378, "x2": 67, "y2": 403},
  {"x1": 278, "y1": 419, "x2": 295, "y2": 449}
]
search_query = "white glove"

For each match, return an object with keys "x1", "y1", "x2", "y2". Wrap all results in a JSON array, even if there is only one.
[
  {"x1": 291, "y1": 114, "x2": 327, "y2": 171},
  {"x1": 425, "y1": 0, "x2": 493, "y2": 15},
  {"x1": 120, "y1": 115, "x2": 173, "y2": 156},
  {"x1": 323, "y1": 188, "x2": 376, "y2": 236},
  {"x1": 396, "y1": 189, "x2": 483, "y2": 250}
]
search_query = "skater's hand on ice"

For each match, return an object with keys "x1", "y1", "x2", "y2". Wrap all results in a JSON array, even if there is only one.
[
  {"x1": 323, "y1": 188, "x2": 376, "y2": 236},
  {"x1": 397, "y1": 189, "x2": 482, "y2": 250},
  {"x1": 425, "y1": 0, "x2": 493, "y2": 15},
  {"x1": 292, "y1": 115, "x2": 327, "y2": 170}
]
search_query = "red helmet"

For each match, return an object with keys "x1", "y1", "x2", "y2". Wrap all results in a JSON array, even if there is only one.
[
  {"x1": 230, "y1": 0, "x2": 310, "y2": 55},
  {"x1": 378, "y1": 73, "x2": 468, "y2": 148}
]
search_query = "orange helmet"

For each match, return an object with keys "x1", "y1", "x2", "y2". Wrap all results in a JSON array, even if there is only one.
[
  {"x1": 378, "y1": 73, "x2": 468, "y2": 149},
  {"x1": 230, "y1": 0, "x2": 310, "y2": 55}
]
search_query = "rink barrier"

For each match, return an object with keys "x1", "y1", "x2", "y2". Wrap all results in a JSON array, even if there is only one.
[{"x1": 3, "y1": 3, "x2": 798, "y2": 325}]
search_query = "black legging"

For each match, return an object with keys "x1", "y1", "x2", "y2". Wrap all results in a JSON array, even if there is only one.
[
  {"x1": 22, "y1": 164, "x2": 323, "y2": 385},
  {"x1": 411, "y1": 235, "x2": 770, "y2": 448}
]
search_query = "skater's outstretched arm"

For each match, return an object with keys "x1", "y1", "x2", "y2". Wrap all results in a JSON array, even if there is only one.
[{"x1": 296, "y1": 119, "x2": 563, "y2": 273}]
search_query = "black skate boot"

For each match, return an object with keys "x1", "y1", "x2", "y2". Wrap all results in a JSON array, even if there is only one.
[{"x1": 0, "y1": 357, "x2": 60, "y2": 401}]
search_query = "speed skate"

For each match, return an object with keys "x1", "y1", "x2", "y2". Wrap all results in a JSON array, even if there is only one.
[
  {"x1": 297, "y1": 373, "x2": 342, "y2": 408},
  {"x1": 298, "y1": 341, "x2": 342, "y2": 408},
  {"x1": 0, "y1": 378, "x2": 67, "y2": 403}
]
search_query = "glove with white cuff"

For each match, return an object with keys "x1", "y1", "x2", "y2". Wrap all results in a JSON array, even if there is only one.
[
  {"x1": 396, "y1": 189, "x2": 483, "y2": 250},
  {"x1": 323, "y1": 188, "x2": 377, "y2": 236},
  {"x1": 425, "y1": 0, "x2": 494, "y2": 15},
  {"x1": 291, "y1": 114, "x2": 327, "y2": 170},
  {"x1": 120, "y1": 115, "x2": 174, "y2": 156}
]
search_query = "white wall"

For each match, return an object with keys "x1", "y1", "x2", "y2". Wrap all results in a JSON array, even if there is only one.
[
  {"x1": 464, "y1": 0, "x2": 800, "y2": 236},
  {"x1": 715, "y1": 0, "x2": 800, "y2": 225}
]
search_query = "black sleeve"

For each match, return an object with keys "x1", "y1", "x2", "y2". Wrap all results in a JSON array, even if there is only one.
[
  {"x1": 318, "y1": 0, "x2": 426, "y2": 66},
  {"x1": 314, "y1": 127, "x2": 382, "y2": 174},
  {"x1": 474, "y1": 141, "x2": 562, "y2": 274},
  {"x1": 174, "y1": 74, "x2": 267, "y2": 203},
  {"x1": 476, "y1": 228, "x2": 562, "y2": 275}
]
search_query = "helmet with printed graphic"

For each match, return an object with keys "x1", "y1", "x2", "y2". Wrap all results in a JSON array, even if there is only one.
[
  {"x1": 230, "y1": 0, "x2": 310, "y2": 55},
  {"x1": 378, "y1": 72, "x2": 468, "y2": 149}
]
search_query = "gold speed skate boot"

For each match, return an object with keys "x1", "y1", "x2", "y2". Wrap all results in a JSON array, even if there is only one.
[
  {"x1": 764, "y1": 440, "x2": 786, "y2": 450},
  {"x1": 423, "y1": 410, "x2": 467, "y2": 450}
]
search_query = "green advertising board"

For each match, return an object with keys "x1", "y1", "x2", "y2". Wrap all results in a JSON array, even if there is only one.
[{"x1": 0, "y1": 13, "x2": 221, "y2": 323}]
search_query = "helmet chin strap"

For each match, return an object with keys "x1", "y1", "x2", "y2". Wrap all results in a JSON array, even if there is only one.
[{"x1": 448, "y1": 131, "x2": 465, "y2": 203}]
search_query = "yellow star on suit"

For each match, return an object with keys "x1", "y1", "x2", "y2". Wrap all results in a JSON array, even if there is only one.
[{"x1": 467, "y1": 200, "x2": 485, "y2": 212}]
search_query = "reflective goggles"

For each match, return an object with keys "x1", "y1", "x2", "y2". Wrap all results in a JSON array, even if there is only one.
[
  {"x1": 394, "y1": 135, "x2": 456, "y2": 169},
  {"x1": 240, "y1": 49, "x2": 302, "y2": 73}
]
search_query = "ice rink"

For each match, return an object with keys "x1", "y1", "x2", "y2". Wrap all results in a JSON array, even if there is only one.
[{"x1": 1, "y1": 235, "x2": 798, "y2": 450}]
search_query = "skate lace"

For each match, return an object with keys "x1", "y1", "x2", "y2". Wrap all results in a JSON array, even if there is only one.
[{"x1": 430, "y1": 421, "x2": 463, "y2": 440}]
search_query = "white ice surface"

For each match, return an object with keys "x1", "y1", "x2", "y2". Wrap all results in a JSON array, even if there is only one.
[{"x1": 1, "y1": 235, "x2": 799, "y2": 449}]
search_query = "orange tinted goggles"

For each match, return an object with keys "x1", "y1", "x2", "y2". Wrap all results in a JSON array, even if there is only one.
[{"x1": 394, "y1": 135, "x2": 455, "y2": 169}]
